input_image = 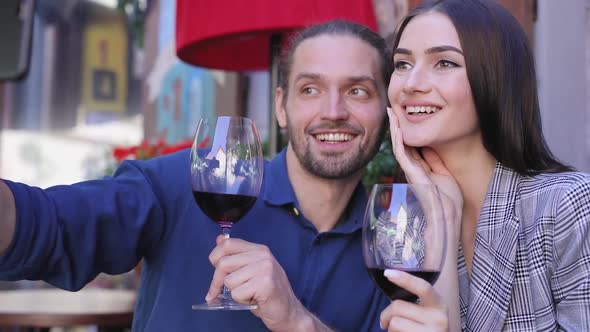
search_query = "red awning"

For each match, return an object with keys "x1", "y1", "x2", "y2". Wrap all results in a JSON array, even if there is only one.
[{"x1": 176, "y1": 0, "x2": 377, "y2": 71}]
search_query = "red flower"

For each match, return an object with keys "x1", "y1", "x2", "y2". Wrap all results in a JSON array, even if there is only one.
[
  {"x1": 111, "y1": 137, "x2": 208, "y2": 163},
  {"x1": 112, "y1": 147, "x2": 129, "y2": 162}
]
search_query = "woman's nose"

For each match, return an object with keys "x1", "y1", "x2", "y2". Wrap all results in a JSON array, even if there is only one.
[{"x1": 401, "y1": 66, "x2": 431, "y2": 95}]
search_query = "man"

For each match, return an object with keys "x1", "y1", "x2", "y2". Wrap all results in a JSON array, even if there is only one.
[{"x1": 0, "y1": 20, "x2": 391, "y2": 331}]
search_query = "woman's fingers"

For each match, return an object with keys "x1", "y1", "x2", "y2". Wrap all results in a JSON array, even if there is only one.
[
  {"x1": 422, "y1": 148, "x2": 451, "y2": 176},
  {"x1": 409, "y1": 148, "x2": 432, "y2": 174},
  {"x1": 380, "y1": 270, "x2": 449, "y2": 331},
  {"x1": 388, "y1": 108, "x2": 406, "y2": 162},
  {"x1": 382, "y1": 314, "x2": 423, "y2": 332},
  {"x1": 387, "y1": 108, "x2": 410, "y2": 166},
  {"x1": 380, "y1": 300, "x2": 448, "y2": 331},
  {"x1": 384, "y1": 269, "x2": 442, "y2": 308},
  {"x1": 387, "y1": 108, "x2": 422, "y2": 174},
  {"x1": 385, "y1": 112, "x2": 447, "y2": 182},
  {"x1": 420, "y1": 148, "x2": 463, "y2": 219},
  {"x1": 380, "y1": 301, "x2": 422, "y2": 329}
]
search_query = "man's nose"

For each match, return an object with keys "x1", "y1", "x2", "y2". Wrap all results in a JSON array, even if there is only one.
[{"x1": 320, "y1": 91, "x2": 350, "y2": 120}]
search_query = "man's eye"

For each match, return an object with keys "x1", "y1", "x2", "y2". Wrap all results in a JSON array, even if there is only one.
[
  {"x1": 350, "y1": 88, "x2": 369, "y2": 97},
  {"x1": 393, "y1": 61, "x2": 411, "y2": 71},
  {"x1": 302, "y1": 87, "x2": 319, "y2": 95}
]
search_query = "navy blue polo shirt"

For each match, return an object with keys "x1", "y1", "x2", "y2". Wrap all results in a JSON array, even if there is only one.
[{"x1": 0, "y1": 149, "x2": 389, "y2": 331}]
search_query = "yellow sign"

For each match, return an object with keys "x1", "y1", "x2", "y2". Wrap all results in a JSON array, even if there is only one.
[{"x1": 81, "y1": 22, "x2": 128, "y2": 114}]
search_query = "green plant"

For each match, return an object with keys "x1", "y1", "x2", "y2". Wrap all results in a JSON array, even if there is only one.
[
  {"x1": 362, "y1": 129, "x2": 396, "y2": 189},
  {"x1": 117, "y1": 0, "x2": 147, "y2": 48}
]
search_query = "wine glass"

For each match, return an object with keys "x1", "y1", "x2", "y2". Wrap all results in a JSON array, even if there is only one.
[
  {"x1": 190, "y1": 116, "x2": 264, "y2": 310},
  {"x1": 362, "y1": 183, "x2": 447, "y2": 303}
]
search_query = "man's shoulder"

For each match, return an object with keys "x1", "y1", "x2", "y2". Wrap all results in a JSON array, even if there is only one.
[
  {"x1": 112, "y1": 149, "x2": 191, "y2": 196},
  {"x1": 122, "y1": 148, "x2": 190, "y2": 173}
]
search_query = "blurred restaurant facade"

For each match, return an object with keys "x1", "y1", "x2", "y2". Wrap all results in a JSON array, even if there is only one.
[{"x1": 0, "y1": 0, "x2": 588, "y2": 190}]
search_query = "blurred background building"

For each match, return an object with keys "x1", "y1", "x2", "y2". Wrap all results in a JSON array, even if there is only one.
[{"x1": 0, "y1": 0, "x2": 588, "y2": 190}]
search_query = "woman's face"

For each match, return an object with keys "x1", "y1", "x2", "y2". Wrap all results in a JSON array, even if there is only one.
[{"x1": 388, "y1": 12, "x2": 480, "y2": 150}]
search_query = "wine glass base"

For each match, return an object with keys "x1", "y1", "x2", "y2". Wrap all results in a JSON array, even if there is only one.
[{"x1": 192, "y1": 297, "x2": 258, "y2": 311}]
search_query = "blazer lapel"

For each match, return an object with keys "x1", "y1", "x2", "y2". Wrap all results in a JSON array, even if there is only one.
[{"x1": 465, "y1": 163, "x2": 521, "y2": 331}]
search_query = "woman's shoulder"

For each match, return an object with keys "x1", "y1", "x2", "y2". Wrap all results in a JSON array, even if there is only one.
[
  {"x1": 519, "y1": 170, "x2": 590, "y2": 197},
  {"x1": 515, "y1": 171, "x2": 590, "y2": 226}
]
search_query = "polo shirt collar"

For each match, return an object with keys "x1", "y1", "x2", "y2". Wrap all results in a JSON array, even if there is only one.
[
  {"x1": 262, "y1": 148, "x2": 369, "y2": 233},
  {"x1": 262, "y1": 148, "x2": 297, "y2": 206}
]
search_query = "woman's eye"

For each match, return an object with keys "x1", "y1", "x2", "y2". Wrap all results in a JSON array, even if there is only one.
[
  {"x1": 393, "y1": 60, "x2": 411, "y2": 71},
  {"x1": 436, "y1": 60, "x2": 459, "y2": 69}
]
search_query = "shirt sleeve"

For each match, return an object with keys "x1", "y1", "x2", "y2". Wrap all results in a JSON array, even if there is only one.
[
  {"x1": 0, "y1": 160, "x2": 166, "y2": 291},
  {"x1": 552, "y1": 173, "x2": 590, "y2": 331}
]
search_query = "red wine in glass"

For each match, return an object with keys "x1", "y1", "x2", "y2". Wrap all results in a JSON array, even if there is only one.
[
  {"x1": 192, "y1": 191, "x2": 257, "y2": 227},
  {"x1": 367, "y1": 267, "x2": 440, "y2": 302},
  {"x1": 362, "y1": 183, "x2": 447, "y2": 303},
  {"x1": 190, "y1": 116, "x2": 264, "y2": 311}
]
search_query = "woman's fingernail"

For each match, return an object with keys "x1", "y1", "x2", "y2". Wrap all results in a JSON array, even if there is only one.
[
  {"x1": 387, "y1": 107, "x2": 392, "y2": 119},
  {"x1": 384, "y1": 269, "x2": 401, "y2": 280},
  {"x1": 205, "y1": 292, "x2": 212, "y2": 302}
]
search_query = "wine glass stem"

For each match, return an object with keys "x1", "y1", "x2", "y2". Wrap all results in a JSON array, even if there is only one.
[
  {"x1": 220, "y1": 224, "x2": 231, "y2": 299},
  {"x1": 221, "y1": 225, "x2": 231, "y2": 240}
]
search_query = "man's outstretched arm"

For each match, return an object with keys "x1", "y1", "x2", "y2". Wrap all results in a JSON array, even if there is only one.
[{"x1": 0, "y1": 180, "x2": 16, "y2": 255}]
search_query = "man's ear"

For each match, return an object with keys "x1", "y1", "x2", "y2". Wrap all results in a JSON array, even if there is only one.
[{"x1": 275, "y1": 87, "x2": 287, "y2": 129}]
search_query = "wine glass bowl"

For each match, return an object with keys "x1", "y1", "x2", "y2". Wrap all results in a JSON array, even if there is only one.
[
  {"x1": 363, "y1": 183, "x2": 447, "y2": 303},
  {"x1": 190, "y1": 116, "x2": 264, "y2": 310}
]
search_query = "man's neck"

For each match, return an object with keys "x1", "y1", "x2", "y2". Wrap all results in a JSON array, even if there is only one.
[{"x1": 285, "y1": 146, "x2": 362, "y2": 233}]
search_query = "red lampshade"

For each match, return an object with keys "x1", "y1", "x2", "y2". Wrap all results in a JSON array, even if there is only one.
[{"x1": 176, "y1": 0, "x2": 377, "y2": 71}]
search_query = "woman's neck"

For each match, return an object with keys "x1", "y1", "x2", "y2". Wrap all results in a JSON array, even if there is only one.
[
  {"x1": 434, "y1": 140, "x2": 496, "y2": 222},
  {"x1": 434, "y1": 138, "x2": 496, "y2": 275}
]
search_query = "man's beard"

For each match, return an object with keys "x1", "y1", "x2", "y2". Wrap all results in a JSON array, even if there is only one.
[{"x1": 285, "y1": 115, "x2": 386, "y2": 179}]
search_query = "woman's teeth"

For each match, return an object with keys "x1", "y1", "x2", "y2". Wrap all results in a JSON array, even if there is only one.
[
  {"x1": 315, "y1": 133, "x2": 353, "y2": 143},
  {"x1": 406, "y1": 106, "x2": 440, "y2": 115}
]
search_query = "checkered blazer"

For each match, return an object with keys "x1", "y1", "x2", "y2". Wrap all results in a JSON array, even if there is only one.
[{"x1": 458, "y1": 163, "x2": 590, "y2": 331}]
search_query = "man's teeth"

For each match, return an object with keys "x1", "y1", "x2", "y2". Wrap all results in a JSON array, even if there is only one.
[
  {"x1": 406, "y1": 106, "x2": 440, "y2": 115},
  {"x1": 315, "y1": 133, "x2": 353, "y2": 142}
]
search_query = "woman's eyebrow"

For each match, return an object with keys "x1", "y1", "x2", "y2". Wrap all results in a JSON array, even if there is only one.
[
  {"x1": 393, "y1": 45, "x2": 463, "y2": 56},
  {"x1": 425, "y1": 45, "x2": 463, "y2": 55}
]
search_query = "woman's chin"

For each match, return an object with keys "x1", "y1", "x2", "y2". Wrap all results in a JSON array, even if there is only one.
[{"x1": 402, "y1": 136, "x2": 432, "y2": 148}]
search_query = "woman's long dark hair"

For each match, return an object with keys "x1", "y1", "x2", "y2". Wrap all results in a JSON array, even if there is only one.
[{"x1": 391, "y1": 0, "x2": 572, "y2": 175}]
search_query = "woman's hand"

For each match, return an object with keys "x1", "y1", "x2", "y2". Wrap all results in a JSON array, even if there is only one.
[
  {"x1": 386, "y1": 108, "x2": 462, "y2": 332},
  {"x1": 387, "y1": 108, "x2": 462, "y2": 234},
  {"x1": 380, "y1": 269, "x2": 449, "y2": 332},
  {"x1": 387, "y1": 107, "x2": 459, "y2": 196}
]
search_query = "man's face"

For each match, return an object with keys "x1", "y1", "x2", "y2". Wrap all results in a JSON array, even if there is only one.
[{"x1": 276, "y1": 34, "x2": 387, "y2": 179}]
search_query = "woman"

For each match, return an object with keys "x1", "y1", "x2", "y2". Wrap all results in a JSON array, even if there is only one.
[{"x1": 381, "y1": 0, "x2": 590, "y2": 331}]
